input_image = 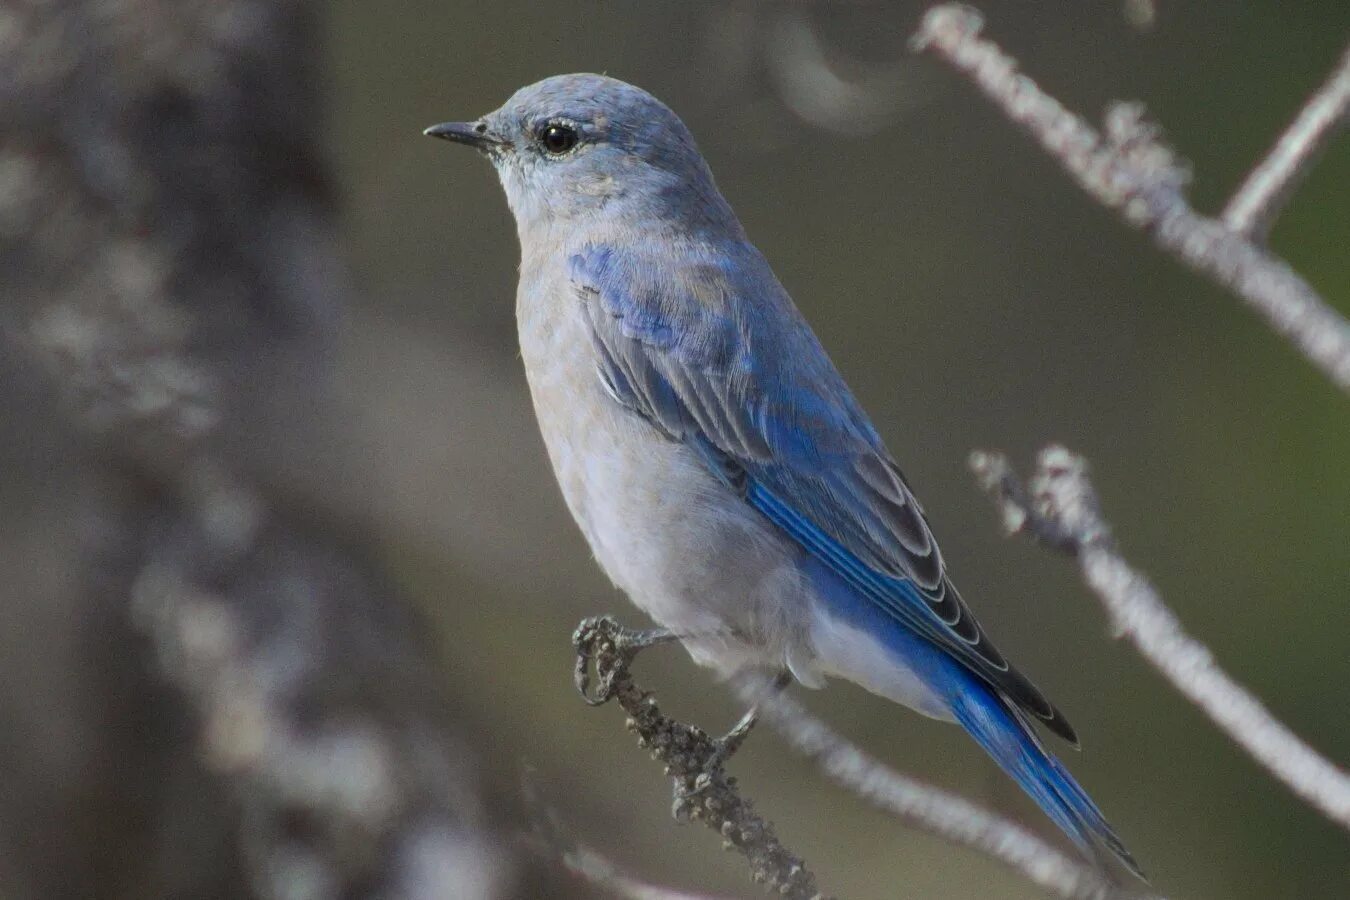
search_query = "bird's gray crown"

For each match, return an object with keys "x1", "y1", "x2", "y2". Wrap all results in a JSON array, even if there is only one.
[
  {"x1": 450, "y1": 74, "x2": 738, "y2": 233},
  {"x1": 496, "y1": 75, "x2": 697, "y2": 161}
]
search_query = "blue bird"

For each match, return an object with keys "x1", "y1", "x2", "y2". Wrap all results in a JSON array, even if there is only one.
[{"x1": 425, "y1": 73, "x2": 1142, "y2": 879}]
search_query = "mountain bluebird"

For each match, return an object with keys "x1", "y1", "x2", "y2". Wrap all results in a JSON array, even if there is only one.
[{"x1": 426, "y1": 73, "x2": 1141, "y2": 878}]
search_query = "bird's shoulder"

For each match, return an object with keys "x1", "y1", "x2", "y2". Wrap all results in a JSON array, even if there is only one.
[{"x1": 567, "y1": 234, "x2": 860, "y2": 413}]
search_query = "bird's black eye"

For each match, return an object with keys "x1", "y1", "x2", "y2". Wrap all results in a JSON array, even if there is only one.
[{"x1": 539, "y1": 122, "x2": 579, "y2": 155}]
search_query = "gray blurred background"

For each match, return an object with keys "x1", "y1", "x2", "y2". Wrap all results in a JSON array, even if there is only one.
[{"x1": 2, "y1": 1, "x2": 1346, "y2": 898}]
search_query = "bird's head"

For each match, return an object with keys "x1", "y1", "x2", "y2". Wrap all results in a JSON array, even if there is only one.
[{"x1": 425, "y1": 74, "x2": 734, "y2": 236}]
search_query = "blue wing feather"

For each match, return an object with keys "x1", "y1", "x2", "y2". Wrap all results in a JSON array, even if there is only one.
[{"x1": 569, "y1": 238, "x2": 1075, "y2": 744}]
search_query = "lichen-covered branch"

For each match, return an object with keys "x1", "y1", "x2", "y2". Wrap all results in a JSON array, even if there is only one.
[
  {"x1": 572, "y1": 617, "x2": 826, "y2": 900},
  {"x1": 971, "y1": 447, "x2": 1350, "y2": 831},
  {"x1": 913, "y1": 5, "x2": 1350, "y2": 392},
  {"x1": 732, "y1": 674, "x2": 1145, "y2": 900},
  {"x1": 1222, "y1": 43, "x2": 1350, "y2": 240}
]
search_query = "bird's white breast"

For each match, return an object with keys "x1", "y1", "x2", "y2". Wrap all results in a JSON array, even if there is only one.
[
  {"x1": 514, "y1": 265, "x2": 809, "y2": 675},
  {"x1": 511, "y1": 254, "x2": 950, "y2": 719}
]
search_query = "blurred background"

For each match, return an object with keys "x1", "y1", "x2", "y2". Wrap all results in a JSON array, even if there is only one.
[{"x1": 2, "y1": 1, "x2": 1346, "y2": 898}]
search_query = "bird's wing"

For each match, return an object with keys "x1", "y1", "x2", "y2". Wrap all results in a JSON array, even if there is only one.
[{"x1": 570, "y1": 239, "x2": 1078, "y2": 744}]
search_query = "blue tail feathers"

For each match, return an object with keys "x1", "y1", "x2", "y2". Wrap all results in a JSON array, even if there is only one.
[
  {"x1": 950, "y1": 679, "x2": 1145, "y2": 880},
  {"x1": 797, "y1": 555, "x2": 1144, "y2": 878}
]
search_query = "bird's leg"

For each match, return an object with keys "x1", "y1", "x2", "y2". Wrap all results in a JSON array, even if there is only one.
[
  {"x1": 572, "y1": 615, "x2": 676, "y2": 705},
  {"x1": 712, "y1": 671, "x2": 793, "y2": 766},
  {"x1": 680, "y1": 670, "x2": 793, "y2": 803},
  {"x1": 573, "y1": 620, "x2": 796, "y2": 824},
  {"x1": 714, "y1": 704, "x2": 760, "y2": 762}
]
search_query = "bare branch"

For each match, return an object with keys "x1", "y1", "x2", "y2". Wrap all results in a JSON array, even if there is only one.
[
  {"x1": 732, "y1": 674, "x2": 1149, "y2": 900},
  {"x1": 971, "y1": 447, "x2": 1350, "y2": 831},
  {"x1": 913, "y1": 5, "x2": 1350, "y2": 392},
  {"x1": 522, "y1": 769, "x2": 734, "y2": 900},
  {"x1": 572, "y1": 617, "x2": 827, "y2": 900},
  {"x1": 1222, "y1": 43, "x2": 1350, "y2": 240}
]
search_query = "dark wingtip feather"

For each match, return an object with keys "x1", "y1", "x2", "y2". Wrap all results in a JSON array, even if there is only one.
[
  {"x1": 997, "y1": 661, "x2": 1081, "y2": 747},
  {"x1": 1042, "y1": 703, "x2": 1081, "y2": 748}
]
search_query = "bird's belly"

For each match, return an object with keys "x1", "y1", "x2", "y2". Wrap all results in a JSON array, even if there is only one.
[{"x1": 518, "y1": 310, "x2": 804, "y2": 672}]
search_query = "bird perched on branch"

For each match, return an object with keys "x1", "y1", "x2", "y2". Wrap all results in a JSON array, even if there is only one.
[{"x1": 425, "y1": 73, "x2": 1142, "y2": 879}]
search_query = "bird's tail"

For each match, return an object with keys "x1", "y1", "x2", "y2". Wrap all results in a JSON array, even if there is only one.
[{"x1": 950, "y1": 679, "x2": 1146, "y2": 881}]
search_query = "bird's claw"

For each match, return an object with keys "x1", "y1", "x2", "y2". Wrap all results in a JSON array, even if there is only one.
[
  {"x1": 668, "y1": 708, "x2": 760, "y2": 823},
  {"x1": 677, "y1": 670, "x2": 790, "y2": 806},
  {"x1": 572, "y1": 615, "x2": 674, "y2": 706},
  {"x1": 684, "y1": 707, "x2": 757, "y2": 798}
]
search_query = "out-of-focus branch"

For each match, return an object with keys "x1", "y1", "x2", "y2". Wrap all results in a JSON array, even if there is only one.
[
  {"x1": 1222, "y1": 44, "x2": 1350, "y2": 240},
  {"x1": 764, "y1": 10, "x2": 922, "y2": 135},
  {"x1": 561, "y1": 845, "x2": 733, "y2": 900},
  {"x1": 523, "y1": 768, "x2": 735, "y2": 900},
  {"x1": 913, "y1": 5, "x2": 1350, "y2": 393},
  {"x1": 970, "y1": 447, "x2": 1350, "y2": 831},
  {"x1": 732, "y1": 674, "x2": 1146, "y2": 900},
  {"x1": 572, "y1": 617, "x2": 826, "y2": 900},
  {"x1": 0, "y1": 1, "x2": 515, "y2": 897}
]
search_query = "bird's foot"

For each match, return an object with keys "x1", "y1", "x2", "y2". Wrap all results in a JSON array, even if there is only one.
[
  {"x1": 572, "y1": 615, "x2": 675, "y2": 705},
  {"x1": 671, "y1": 671, "x2": 792, "y2": 820},
  {"x1": 704, "y1": 705, "x2": 759, "y2": 777},
  {"x1": 670, "y1": 713, "x2": 755, "y2": 822}
]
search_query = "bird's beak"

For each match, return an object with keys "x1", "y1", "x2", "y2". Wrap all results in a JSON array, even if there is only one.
[{"x1": 422, "y1": 121, "x2": 504, "y2": 152}]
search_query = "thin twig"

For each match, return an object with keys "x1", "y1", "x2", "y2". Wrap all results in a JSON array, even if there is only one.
[
  {"x1": 732, "y1": 674, "x2": 1147, "y2": 900},
  {"x1": 572, "y1": 616, "x2": 827, "y2": 900},
  {"x1": 913, "y1": 5, "x2": 1350, "y2": 392},
  {"x1": 521, "y1": 769, "x2": 733, "y2": 900},
  {"x1": 1222, "y1": 43, "x2": 1350, "y2": 240},
  {"x1": 970, "y1": 446, "x2": 1350, "y2": 831}
]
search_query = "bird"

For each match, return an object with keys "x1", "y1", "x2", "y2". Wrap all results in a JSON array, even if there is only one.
[{"x1": 425, "y1": 73, "x2": 1142, "y2": 879}]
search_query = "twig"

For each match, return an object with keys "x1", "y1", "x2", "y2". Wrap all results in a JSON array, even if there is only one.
[
  {"x1": 572, "y1": 617, "x2": 827, "y2": 900},
  {"x1": 732, "y1": 674, "x2": 1146, "y2": 900},
  {"x1": 1222, "y1": 43, "x2": 1350, "y2": 240},
  {"x1": 521, "y1": 769, "x2": 733, "y2": 900},
  {"x1": 912, "y1": 5, "x2": 1350, "y2": 392},
  {"x1": 970, "y1": 446, "x2": 1350, "y2": 831}
]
